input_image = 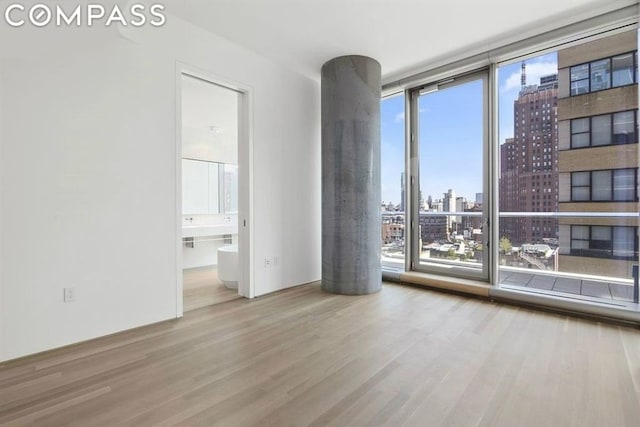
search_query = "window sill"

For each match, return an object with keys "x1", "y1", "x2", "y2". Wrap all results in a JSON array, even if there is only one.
[{"x1": 395, "y1": 271, "x2": 491, "y2": 297}]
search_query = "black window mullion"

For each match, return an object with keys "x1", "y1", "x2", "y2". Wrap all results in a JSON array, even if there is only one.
[
  {"x1": 610, "y1": 113, "x2": 614, "y2": 147},
  {"x1": 609, "y1": 169, "x2": 614, "y2": 200},
  {"x1": 636, "y1": 168, "x2": 639, "y2": 201},
  {"x1": 608, "y1": 57, "x2": 613, "y2": 88}
]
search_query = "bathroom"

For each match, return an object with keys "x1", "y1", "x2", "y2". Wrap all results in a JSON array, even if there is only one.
[{"x1": 180, "y1": 73, "x2": 241, "y2": 311}]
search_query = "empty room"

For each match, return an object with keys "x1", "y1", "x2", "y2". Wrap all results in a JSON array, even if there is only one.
[{"x1": 1, "y1": 0, "x2": 639, "y2": 426}]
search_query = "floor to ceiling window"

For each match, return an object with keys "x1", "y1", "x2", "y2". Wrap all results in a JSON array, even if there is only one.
[
  {"x1": 411, "y1": 73, "x2": 489, "y2": 280},
  {"x1": 381, "y1": 93, "x2": 406, "y2": 271},
  {"x1": 497, "y1": 30, "x2": 638, "y2": 307},
  {"x1": 381, "y1": 19, "x2": 639, "y2": 317}
]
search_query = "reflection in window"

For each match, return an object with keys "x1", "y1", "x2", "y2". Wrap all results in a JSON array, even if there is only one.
[
  {"x1": 590, "y1": 59, "x2": 611, "y2": 91},
  {"x1": 613, "y1": 111, "x2": 636, "y2": 144},
  {"x1": 612, "y1": 53, "x2": 634, "y2": 86},
  {"x1": 570, "y1": 64, "x2": 589, "y2": 95},
  {"x1": 570, "y1": 51, "x2": 637, "y2": 95}
]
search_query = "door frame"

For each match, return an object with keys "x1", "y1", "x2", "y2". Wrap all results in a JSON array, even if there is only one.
[
  {"x1": 408, "y1": 69, "x2": 492, "y2": 281},
  {"x1": 175, "y1": 62, "x2": 254, "y2": 317}
]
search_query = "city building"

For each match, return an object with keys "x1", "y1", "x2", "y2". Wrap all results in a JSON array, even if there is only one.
[
  {"x1": 419, "y1": 213, "x2": 449, "y2": 244},
  {"x1": 556, "y1": 30, "x2": 639, "y2": 278},
  {"x1": 382, "y1": 213, "x2": 405, "y2": 243},
  {"x1": 499, "y1": 72, "x2": 559, "y2": 246}
]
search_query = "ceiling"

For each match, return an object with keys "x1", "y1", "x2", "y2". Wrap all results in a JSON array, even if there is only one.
[
  {"x1": 181, "y1": 74, "x2": 239, "y2": 164},
  {"x1": 168, "y1": 0, "x2": 632, "y2": 83}
]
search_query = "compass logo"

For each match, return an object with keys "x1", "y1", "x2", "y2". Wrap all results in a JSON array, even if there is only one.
[{"x1": 4, "y1": 3, "x2": 166, "y2": 27}]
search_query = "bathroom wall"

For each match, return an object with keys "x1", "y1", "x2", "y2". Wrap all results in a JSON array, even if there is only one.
[{"x1": 0, "y1": 14, "x2": 321, "y2": 361}]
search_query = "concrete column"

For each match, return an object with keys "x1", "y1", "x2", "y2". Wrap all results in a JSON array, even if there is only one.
[{"x1": 321, "y1": 55, "x2": 381, "y2": 295}]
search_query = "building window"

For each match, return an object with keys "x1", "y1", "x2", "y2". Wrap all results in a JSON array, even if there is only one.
[
  {"x1": 571, "y1": 168, "x2": 638, "y2": 201},
  {"x1": 570, "y1": 225, "x2": 639, "y2": 259},
  {"x1": 570, "y1": 110, "x2": 637, "y2": 148},
  {"x1": 570, "y1": 51, "x2": 637, "y2": 95},
  {"x1": 570, "y1": 64, "x2": 589, "y2": 95}
]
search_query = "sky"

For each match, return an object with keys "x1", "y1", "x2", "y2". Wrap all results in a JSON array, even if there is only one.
[{"x1": 381, "y1": 52, "x2": 558, "y2": 206}]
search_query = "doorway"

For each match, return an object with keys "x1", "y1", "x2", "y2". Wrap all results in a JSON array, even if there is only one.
[
  {"x1": 177, "y1": 70, "x2": 249, "y2": 313},
  {"x1": 409, "y1": 71, "x2": 490, "y2": 281}
]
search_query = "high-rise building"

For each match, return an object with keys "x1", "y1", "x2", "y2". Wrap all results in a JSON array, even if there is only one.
[
  {"x1": 443, "y1": 189, "x2": 456, "y2": 232},
  {"x1": 499, "y1": 72, "x2": 559, "y2": 246},
  {"x1": 556, "y1": 30, "x2": 639, "y2": 278}
]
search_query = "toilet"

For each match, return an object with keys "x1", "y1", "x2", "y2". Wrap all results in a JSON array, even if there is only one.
[{"x1": 217, "y1": 244, "x2": 238, "y2": 289}]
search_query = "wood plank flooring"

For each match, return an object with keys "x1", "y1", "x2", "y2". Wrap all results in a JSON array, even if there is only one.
[
  {"x1": 183, "y1": 266, "x2": 241, "y2": 312},
  {"x1": 1, "y1": 282, "x2": 639, "y2": 426}
]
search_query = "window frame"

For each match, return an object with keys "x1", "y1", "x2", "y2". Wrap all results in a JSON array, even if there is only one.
[
  {"x1": 570, "y1": 168, "x2": 639, "y2": 202},
  {"x1": 569, "y1": 50, "x2": 638, "y2": 96},
  {"x1": 570, "y1": 225, "x2": 639, "y2": 259},
  {"x1": 570, "y1": 110, "x2": 638, "y2": 148}
]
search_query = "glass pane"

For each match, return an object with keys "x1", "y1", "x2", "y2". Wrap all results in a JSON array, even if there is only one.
[
  {"x1": 572, "y1": 171, "x2": 590, "y2": 186},
  {"x1": 613, "y1": 168, "x2": 636, "y2": 201},
  {"x1": 591, "y1": 170, "x2": 612, "y2": 200},
  {"x1": 571, "y1": 64, "x2": 589, "y2": 81},
  {"x1": 572, "y1": 225, "x2": 589, "y2": 240},
  {"x1": 592, "y1": 225, "x2": 612, "y2": 241},
  {"x1": 498, "y1": 31, "x2": 638, "y2": 309},
  {"x1": 571, "y1": 133, "x2": 590, "y2": 148},
  {"x1": 591, "y1": 114, "x2": 611, "y2": 146},
  {"x1": 612, "y1": 53, "x2": 634, "y2": 87},
  {"x1": 571, "y1": 239, "x2": 589, "y2": 250},
  {"x1": 571, "y1": 80, "x2": 589, "y2": 96},
  {"x1": 223, "y1": 164, "x2": 238, "y2": 213},
  {"x1": 571, "y1": 187, "x2": 589, "y2": 201},
  {"x1": 590, "y1": 59, "x2": 610, "y2": 91},
  {"x1": 381, "y1": 94, "x2": 405, "y2": 271},
  {"x1": 182, "y1": 159, "x2": 210, "y2": 214},
  {"x1": 613, "y1": 227, "x2": 635, "y2": 257},
  {"x1": 417, "y1": 77, "x2": 485, "y2": 278},
  {"x1": 613, "y1": 111, "x2": 635, "y2": 144},
  {"x1": 208, "y1": 163, "x2": 220, "y2": 214},
  {"x1": 571, "y1": 117, "x2": 589, "y2": 133}
]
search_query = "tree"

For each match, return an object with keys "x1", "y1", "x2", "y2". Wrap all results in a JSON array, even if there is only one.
[{"x1": 499, "y1": 237, "x2": 512, "y2": 254}]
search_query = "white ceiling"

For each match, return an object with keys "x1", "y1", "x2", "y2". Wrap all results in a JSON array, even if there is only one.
[
  {"x1": 168, "y1": 0, "x2": 633, "y2": 83},
  {"x1": 181, "y1": 75, "x2": 239, "y2": 164}
]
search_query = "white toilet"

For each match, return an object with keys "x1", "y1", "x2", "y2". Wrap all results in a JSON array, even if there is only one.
[{"x1": 217, "y1": 245, "x2": 238, "y2": 289}]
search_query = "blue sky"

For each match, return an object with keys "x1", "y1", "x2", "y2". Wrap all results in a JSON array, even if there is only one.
[{"x1": 381, "y1": 52, "x2": 558, "y2": 205}]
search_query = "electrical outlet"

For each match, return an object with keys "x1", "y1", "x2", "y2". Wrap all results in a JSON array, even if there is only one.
[{"x1": 63, "y1": 287, "x2": 76, "y2": 302}]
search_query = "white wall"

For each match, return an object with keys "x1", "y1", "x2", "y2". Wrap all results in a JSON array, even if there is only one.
[
  {"x1": 0, "y1": 16, "x2": 321, "y2": 361},
  {"x1": 0, "y1": 58, "x2": 4, "y2": 361}
]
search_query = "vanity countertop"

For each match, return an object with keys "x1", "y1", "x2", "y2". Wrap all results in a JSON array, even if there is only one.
[{"x1": 182, "y1": 224, "x2": 237, "y2": 238}]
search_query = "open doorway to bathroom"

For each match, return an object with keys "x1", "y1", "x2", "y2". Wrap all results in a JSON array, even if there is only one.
[{"x1": 179, "y1": 72, "x2": 242, "y2": 312}]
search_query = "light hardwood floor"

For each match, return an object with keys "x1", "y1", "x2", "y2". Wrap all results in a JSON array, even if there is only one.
[
  {"x1": 183, "y1": 266, "x2": 241, "y2": 312},
  {"x1": 1, "y1": 282, "x2": 639, "y2": 426}
]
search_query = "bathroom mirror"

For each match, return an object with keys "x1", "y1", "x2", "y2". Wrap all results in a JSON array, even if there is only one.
[{"x1": 182, "y1": 158, "x2": 237, "y2": 214}]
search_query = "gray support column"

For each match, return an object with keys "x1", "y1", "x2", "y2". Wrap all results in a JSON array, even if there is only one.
[{"x1": 321, "y1": 55, "x2": 381, "y2": 295}]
